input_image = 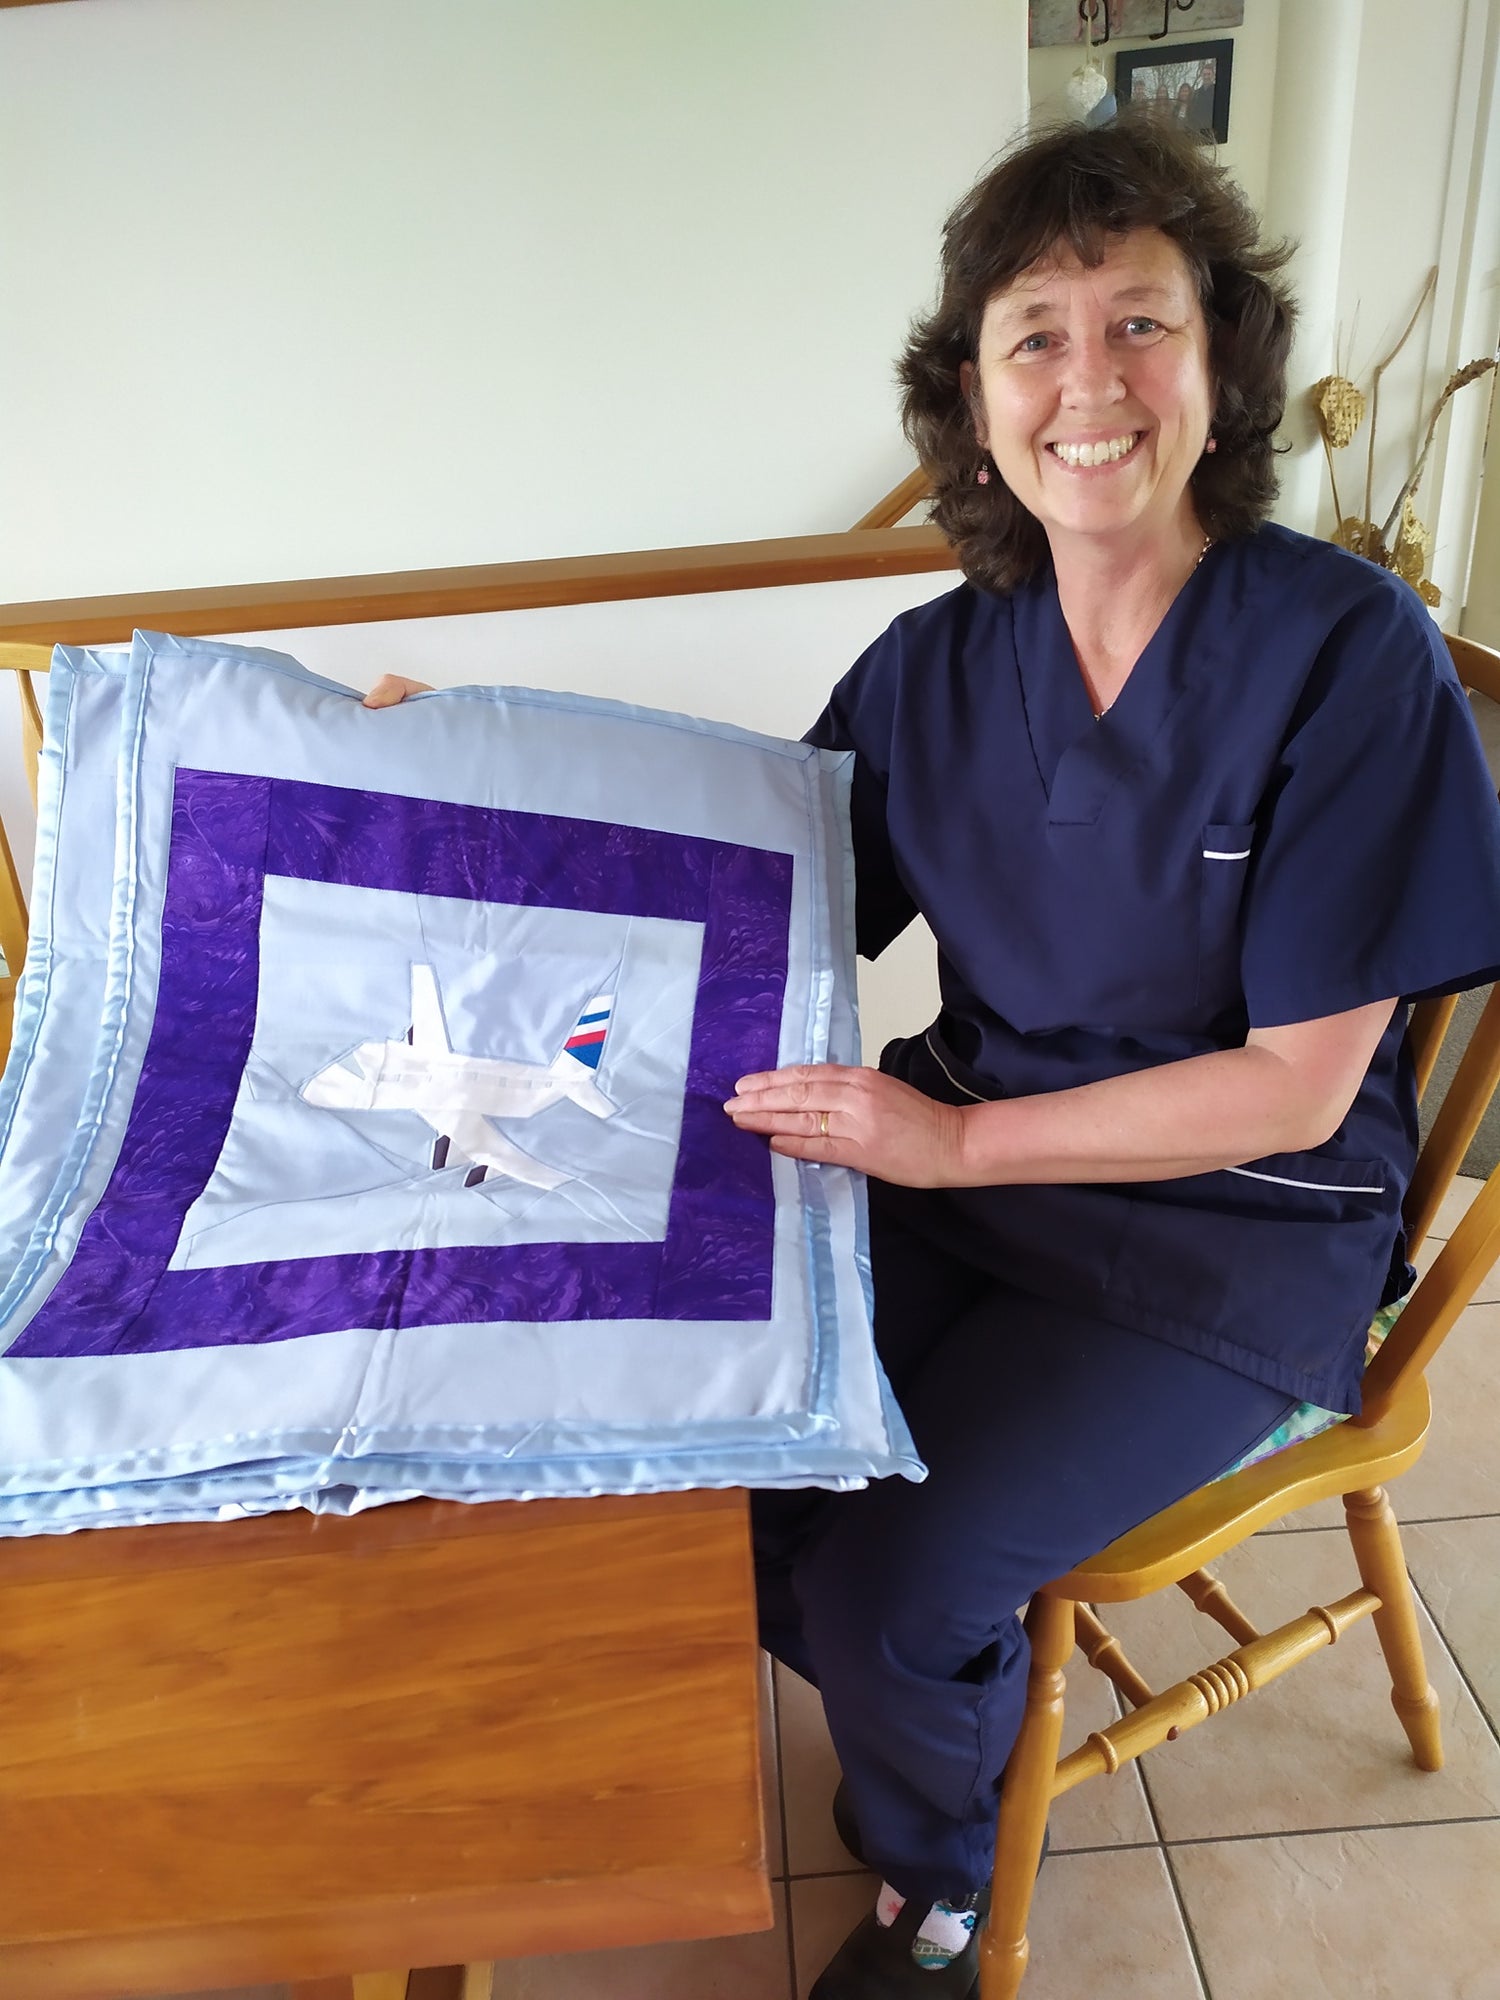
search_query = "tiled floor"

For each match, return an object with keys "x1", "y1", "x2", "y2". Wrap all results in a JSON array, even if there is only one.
[{"x1": 152, "y1": 1173, "x2": 1500, "y2": 2000}]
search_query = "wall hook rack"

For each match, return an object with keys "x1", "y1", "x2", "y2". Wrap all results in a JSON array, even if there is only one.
[{"x1": 1150, "y1": 0, "x2": 1198, "y2": 39}]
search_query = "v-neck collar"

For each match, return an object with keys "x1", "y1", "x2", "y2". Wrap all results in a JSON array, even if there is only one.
[{"x1": 1010, "y1": 548, "x2": 1226, "y2": 826}]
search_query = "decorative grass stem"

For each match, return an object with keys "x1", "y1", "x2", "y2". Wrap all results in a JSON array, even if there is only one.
[
  {"x1": 1363, "y1": 267, "x2": 1437, "y2": 545},
  {"x1": 1379, "y1": 356, "x2": 1499, "y2": 548}
]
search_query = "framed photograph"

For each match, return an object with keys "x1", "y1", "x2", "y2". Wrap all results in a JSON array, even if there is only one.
[{"x1": 1115, "y1": 37, "x2": 1234, "y2": 142}]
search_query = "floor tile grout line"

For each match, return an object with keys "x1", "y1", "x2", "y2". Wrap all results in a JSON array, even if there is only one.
[
  {"x1": 1406, "y1": 1571, "x2": 1500, "y2": 1751},
  {"x1": 767, "y1": 1663, "x2": 801, "y2": 2000},
  {"x1": 779, "y1": 1841, "x2": 1162, "y2": 1885},
  {"x1": 1132, "y1": 1733, "x2": 1216, "y2": 2000},
  {"x1": 781, "y1": 1839, "x2": 1189, "y2": 1882},
  {"x1": 1155, "y1": 1810, "x2": 1500, "y2": 1850},
  {"x1": 1265, "y1": 1508, "x2": 1500, "y2": 1534}
]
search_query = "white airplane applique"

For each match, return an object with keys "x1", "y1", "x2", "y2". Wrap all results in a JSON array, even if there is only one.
[{"x1": 300, "y1": 962, "x2": 617, "y2": 1192}]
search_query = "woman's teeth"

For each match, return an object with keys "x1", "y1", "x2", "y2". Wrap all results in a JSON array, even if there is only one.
[{"x1": 1049, "y1": 434, "x2": 1140, "y2": 467}]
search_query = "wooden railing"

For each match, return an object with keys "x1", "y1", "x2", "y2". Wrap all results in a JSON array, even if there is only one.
[
  {"x1": 0, "y1": 474, "x2": 948, "y2": 647},
  {"x1": 852, "y1": 467, "x2": 932, "y2": 531}
]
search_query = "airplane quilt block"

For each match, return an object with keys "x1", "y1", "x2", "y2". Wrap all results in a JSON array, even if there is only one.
[{"x1": 0, "y1": 632, "x2": 922, "y2": 1532}]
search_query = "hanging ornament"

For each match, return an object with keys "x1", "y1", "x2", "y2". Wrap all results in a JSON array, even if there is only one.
[{"x1": 1066, "y1": 4, "x2": 1109, "y2": 116}]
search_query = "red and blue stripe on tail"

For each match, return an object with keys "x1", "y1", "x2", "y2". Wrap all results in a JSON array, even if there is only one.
[{"x1": 560, "y1": 996, "x2": 614, "y2": 1071}]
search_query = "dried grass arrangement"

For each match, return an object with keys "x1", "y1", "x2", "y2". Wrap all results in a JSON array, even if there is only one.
[{"x1": 1310, "y1": 267, "x2": 1498, "y2": 606}]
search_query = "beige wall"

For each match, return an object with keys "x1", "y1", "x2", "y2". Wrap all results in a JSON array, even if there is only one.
[
  {"x1": 0, "y1": 0, "x2": 1029, "y2": 603},
  {"x1": 1324, "y1": 0, "x2": 1495, "y2": 618}
]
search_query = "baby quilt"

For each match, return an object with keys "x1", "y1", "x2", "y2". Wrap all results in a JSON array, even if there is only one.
[{"x1": 0, "y1": 632, "x2": 922, "y2": 1532}]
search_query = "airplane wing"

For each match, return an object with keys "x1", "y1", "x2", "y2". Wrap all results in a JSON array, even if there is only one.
[
  {"x1": 438, "y1": 1109, "x2": 572, "y2": 1193},
  {"x1": 565, "y1": 1076, "x2": 616, "y2": 1119},
  {"x1": 408, "y1": 963, "x2": 452, "y2": 1053}
]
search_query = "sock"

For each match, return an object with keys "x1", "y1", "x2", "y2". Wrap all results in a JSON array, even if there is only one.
[
  {"x1": 875, "y1": 1881, "x2": 907, "y2": 1928},
  {"x1": 911, "y1": 1894, "x2": 981, "y2": 1970}
]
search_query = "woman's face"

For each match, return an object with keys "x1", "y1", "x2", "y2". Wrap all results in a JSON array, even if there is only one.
[{"x1": 964, "y1": 227, "x2": 1213, "y2": 556}]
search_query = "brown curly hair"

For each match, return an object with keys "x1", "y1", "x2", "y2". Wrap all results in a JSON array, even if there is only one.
[{"x1": 899, "y1": 114, "x2": 1296, "y2": 593}]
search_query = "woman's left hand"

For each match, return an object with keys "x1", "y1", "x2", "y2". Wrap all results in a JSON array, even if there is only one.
[{"x1": 724, "y1": 1063, "x2": 969, "y2": 1188}]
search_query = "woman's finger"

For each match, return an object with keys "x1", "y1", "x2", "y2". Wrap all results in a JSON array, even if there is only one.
[
  {"x1": 727, "y1": 1084, "x2": 825, "y2": 1115},
  {"x1": 363, "y1": 674, "x2": 434, "y2": 709},
  {"x1": 732, "y1": 1064, "x2": 863, "y2": 1097}
]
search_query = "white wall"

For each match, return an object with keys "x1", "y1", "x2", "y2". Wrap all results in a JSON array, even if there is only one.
[
  {"x1": 0, "y1": 0, "x2": 1029, "y2": 602},
  {"x1": 8, "y1": 0, "x2": 1495, "y2": 614}
]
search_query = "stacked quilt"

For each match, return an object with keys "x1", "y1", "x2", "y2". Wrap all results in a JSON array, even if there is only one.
[{"x1": 0, "y1": 632, "x2": 921, "y2": 1533}]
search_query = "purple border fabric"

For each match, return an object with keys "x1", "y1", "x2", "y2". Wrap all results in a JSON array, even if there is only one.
[{"x1": 15, "y1": 770, "x2": 792, "y2": 1358}]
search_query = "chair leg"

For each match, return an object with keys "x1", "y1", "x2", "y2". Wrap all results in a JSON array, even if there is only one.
[
  {"x1": 1343, "y1": 1485, "x2": 1443, "y2": 1771},
  {"x1": 979, "y1": 1591, "x2": 1074, "y2": 2000}
]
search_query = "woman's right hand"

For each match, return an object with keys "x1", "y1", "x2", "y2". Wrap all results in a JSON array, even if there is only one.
[{"x1": 363, "y1": 674, "x2": 434, "y2": 708}]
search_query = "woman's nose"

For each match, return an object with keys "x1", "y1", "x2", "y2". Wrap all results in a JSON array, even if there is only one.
[{"x1": 1059, "y1": 333, "x2": 1127, "y2": 406}]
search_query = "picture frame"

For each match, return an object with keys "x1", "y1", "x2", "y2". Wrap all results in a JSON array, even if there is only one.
[{"x1": 1115, "y1": 37, "x2": 1234, "y2": 143}]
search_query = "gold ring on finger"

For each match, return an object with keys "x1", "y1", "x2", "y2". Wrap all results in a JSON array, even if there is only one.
[{"x1": 818, "y1": 1111, "x2": 830, "y2": 1137}]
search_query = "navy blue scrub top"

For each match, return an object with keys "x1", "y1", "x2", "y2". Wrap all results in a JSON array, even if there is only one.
[{"x1": 810, "y1": 523, "x2": 1500, "y2": 1413}]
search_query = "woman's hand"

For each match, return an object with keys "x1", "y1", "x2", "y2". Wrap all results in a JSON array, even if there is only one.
[
  {"x1": 363, "y1": 674, "x2": 434, "y2": 708},
  {"x1": 725, "y1": 1063, "x2": 968, "y2": 1188}
]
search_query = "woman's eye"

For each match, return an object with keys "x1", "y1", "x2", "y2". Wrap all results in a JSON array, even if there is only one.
[
  {"x1": 1123, "y1": 317, "x2": 1161, "y2": 336},
  {"x1": 1016, "y1": 332, "x2": 1052, "y2": 354}
]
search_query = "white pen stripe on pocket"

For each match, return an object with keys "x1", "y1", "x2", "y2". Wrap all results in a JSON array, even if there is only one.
[
  {"x1": 1226, "y1": 1165, "x2": 1386, "y2": 1195},
  {"x1": 924, "y1": 1029, "x2": 989, "y2": 1102},
  {"x1": 1203, "y1": 847, "x2": 1252, "y2": 860}
]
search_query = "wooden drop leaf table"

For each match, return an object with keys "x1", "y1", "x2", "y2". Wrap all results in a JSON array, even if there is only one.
[{"x1": 0, "y1": 1487, "x2": 770, "y2": 1999}]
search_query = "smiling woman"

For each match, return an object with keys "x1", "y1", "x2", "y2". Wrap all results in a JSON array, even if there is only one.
[
  {"x1": 726, "y1": 113, "x2": 1500, "y2": 2000},
  {"x1": 901, "y1": 116, "x2": 1293, "y2": 597}
]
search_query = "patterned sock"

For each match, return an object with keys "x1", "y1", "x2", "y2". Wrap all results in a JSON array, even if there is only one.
[
  {"x1": 911, "y1": 1893, "x2": 982, "y2": 1970},
  {"x1": 875, "y1": 1881, "x2": 907, "y2": 1927}
]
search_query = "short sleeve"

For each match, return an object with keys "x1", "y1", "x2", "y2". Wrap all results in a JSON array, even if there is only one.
[
  {"x1": 805, "y1": 644, "x2": 920, "y2": 960},
  {"x1": 1240, "y1": 596, "x2": 1500, "y2": 1027}
]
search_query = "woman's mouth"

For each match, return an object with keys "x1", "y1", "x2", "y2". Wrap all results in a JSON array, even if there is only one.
[{"x1": 1046, "y1": 431, "x2": 1144, "y2": 468}]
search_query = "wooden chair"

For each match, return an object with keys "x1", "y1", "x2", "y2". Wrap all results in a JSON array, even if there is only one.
[
  {"x1": 0, "y1": 644, "x2": 47, "y2": 1067},
  {"x1": 979, "y1": 629, "x2": 1500, "y2": 2000}
]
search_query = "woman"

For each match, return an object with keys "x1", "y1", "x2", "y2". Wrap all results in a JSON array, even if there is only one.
[{"x1": 724, "y1": 118, "x2": 1500, "y2": 1996}]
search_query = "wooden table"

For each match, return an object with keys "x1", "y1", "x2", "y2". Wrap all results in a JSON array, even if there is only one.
[{"x1": 0, "y1": 1487, "x2": 770, "y2": 1999}]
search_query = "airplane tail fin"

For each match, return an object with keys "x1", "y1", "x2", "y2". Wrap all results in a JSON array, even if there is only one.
[
  {"x1": 553, "y1": 994, "x2": 614, "y2": 1073},
  {"x1": 408, "y1": 963, "x2": 452, "y2": 1053}
]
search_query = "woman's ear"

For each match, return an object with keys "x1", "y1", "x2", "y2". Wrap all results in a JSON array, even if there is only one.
[{"x1": 958, "y1": 358, "x2": 987, "y2": 448}]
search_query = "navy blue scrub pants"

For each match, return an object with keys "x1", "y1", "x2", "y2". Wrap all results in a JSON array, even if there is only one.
[{"x1": 753, "y1": 1178, "x2": 1298, "y2": 1906}]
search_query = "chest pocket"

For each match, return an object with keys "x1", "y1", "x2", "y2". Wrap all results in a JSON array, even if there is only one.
[{"x1": 1197, "y1": 822, "x2": 1256, "y2": 1007}]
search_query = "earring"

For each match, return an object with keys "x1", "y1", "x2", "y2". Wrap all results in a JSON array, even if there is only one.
[
  {"x1": 976, "y1": 465, "x2": 991, "y2": 485},
  {"x1": 1205, "y1": 437, "x2": 1218, "y2": 455}
]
